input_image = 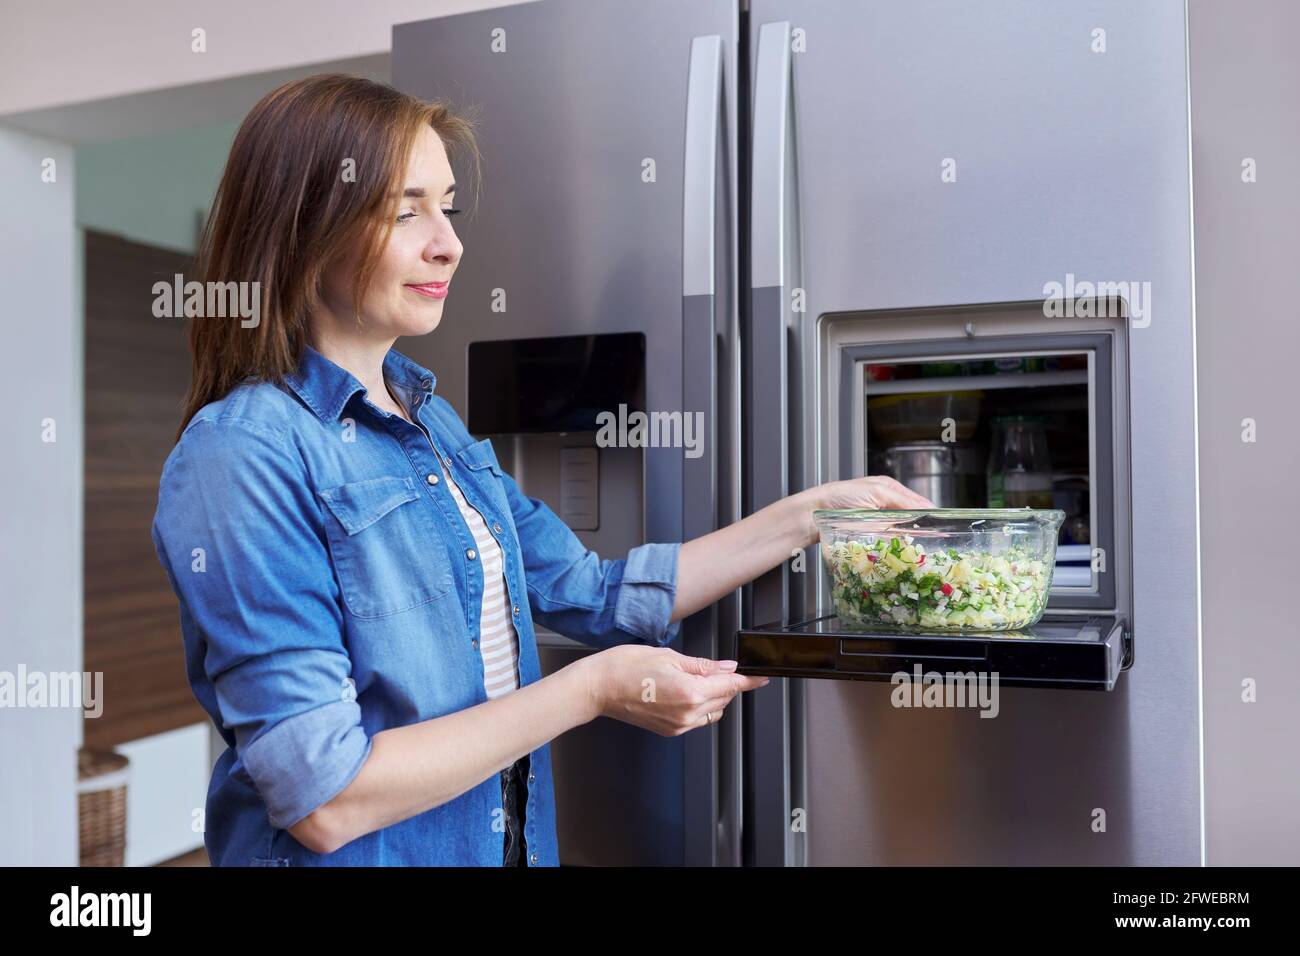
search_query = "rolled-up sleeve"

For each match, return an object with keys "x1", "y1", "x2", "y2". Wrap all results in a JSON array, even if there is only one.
[
  {"x1": 497, "y1": 469, "x2": 683, "y2": 649},
  {"x1": 151, "y1": 417, "x2": 370, "y2": 831},
  {"x1": 616, "y1": 541, "x2": 683, "y2": 643}
]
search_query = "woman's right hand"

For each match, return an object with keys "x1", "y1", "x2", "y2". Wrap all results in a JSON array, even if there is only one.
[{"x1": 581, "y1": 644, "x2": 769, "y2": 736}]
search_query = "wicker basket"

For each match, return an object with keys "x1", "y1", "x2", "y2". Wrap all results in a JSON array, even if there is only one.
[{"x1": 77, "y1": 748, "x2": 129, "y2": 867}]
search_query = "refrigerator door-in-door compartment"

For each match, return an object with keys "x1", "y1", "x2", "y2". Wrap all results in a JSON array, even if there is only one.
[{"x1": 737, "y1": 615, "x2": 1127, "y2": 690}]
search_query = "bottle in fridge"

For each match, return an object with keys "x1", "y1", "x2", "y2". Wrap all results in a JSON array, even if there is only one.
[{"x1": 986, "y1": 415, "x2": 1054, "y2": 509}]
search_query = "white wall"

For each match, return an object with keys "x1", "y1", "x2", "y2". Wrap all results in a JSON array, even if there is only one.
[
  {"x1": 0, "y1": 0, "x2": 526, "y2": 117},
  {"x1": 0, "y1": 126, "x2": 82, "y2": 866},
  {"x1": 1189, "y1": 0, "x2": 1300, "y2": 866}
]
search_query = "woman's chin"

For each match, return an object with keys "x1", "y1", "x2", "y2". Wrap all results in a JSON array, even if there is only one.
[{"x1": 397, "y1": 308, "x2": 444, "y2": 337}]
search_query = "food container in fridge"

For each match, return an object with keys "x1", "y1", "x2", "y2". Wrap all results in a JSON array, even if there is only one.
[
  {"x1": 878, "y1": 440, "x2": 986, "y2": 508},
  {"x1": 736, "y1": 502, "x2": 1127, "y2": 689},
  {"x1": 815, "y1": 508, "x2": 1065, "y2": 632},
  {"x1": 866, "y1": 390, "x2": 983, "y2": 443}
]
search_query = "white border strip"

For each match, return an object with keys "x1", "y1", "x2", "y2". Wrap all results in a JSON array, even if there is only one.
[{"x1": 1182, "y1": 0, "x2": 1208, "y2": 868}]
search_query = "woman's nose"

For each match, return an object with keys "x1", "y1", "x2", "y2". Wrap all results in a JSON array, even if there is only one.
[
  {"x1": 426, "y1": 236, "x2": 462, "y2": 269},
  {"x1": 425, "y1": 227, "x2": 462, "y2": 265}
]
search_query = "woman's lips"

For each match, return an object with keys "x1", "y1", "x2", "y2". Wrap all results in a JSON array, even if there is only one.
[{"x1": 405, "y1": 281, "x2": 449, "y2": 299}]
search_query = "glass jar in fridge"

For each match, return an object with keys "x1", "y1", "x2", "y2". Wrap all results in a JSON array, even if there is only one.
[{"x1": 987, "y1": 415, "x2": 1054, "y2": 509}]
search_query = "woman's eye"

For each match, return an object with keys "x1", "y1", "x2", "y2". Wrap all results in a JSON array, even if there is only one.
[{"x1": 396, "y1": 208, "x2": 459, "y2": 224}]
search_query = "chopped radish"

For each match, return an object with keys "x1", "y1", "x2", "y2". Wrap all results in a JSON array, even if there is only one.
[{"x1": 941, "y1": 583, "x2": 953, "y2": 596}]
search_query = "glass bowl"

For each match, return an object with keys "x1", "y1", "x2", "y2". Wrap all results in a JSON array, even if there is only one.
[{"x1": 815, "y1": 508, "x2": 1065, "y2": 632}]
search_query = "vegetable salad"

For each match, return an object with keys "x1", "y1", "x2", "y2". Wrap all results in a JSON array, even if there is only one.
[{"x1": 823, "y1": 534, "x2": 1050, "y2": 630}]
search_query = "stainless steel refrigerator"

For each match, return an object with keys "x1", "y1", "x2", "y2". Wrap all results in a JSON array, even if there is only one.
[{"x1": 393, "y1": 0, "x2": 1200, "y2": 866}]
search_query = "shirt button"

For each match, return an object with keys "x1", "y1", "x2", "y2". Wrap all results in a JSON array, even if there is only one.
[
  {"x1": 471, "y1": 638, "x2": 478, "y2": 649},
  {"x1": 529, "y1": 852, "x2": 538, "y2": 865},
  {"x1": 527, "y1": 770, "x2": 535, "y2": 784},
  {"x1": 512, "y1": 604, "x2": 520, "y2": 616},
  {"x1": 443, "y1": 457, "x2": 453, "y2": 469},
  {"x1": 493, "y1": 522, "x2": 502, "y2": 534},
  {"x1": 426, "y1": 473, "x2": 440, "y2": 485},
  {"x1": 466, "y1": 548, "x2": 477, "y2": 560}
]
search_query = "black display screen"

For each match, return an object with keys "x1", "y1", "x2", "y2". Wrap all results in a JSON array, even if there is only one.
[{"x1": 467, "y1": 332, "x2": 646, "y2": 434}]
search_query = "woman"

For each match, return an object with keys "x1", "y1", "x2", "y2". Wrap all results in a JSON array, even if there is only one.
[{"x1": 151, "y1": 74, "x2": 931, "y2": 867}]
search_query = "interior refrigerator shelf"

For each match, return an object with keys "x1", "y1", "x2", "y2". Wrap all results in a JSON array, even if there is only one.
[
  {"x1": 736, "y1": 614, "x2": 1129, "y2": 690},
  {"x1": 863, "y1": 369, "x2": 1088, "y2": 396}
]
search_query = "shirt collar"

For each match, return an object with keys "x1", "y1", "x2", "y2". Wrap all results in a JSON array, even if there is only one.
[{"x1": 285, "y1": 342, "x2": 438, "y2": 423}]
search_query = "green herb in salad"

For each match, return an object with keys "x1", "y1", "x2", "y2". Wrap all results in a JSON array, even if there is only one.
[{"x1": 822, "y1": 534, "x2": 1050, "y2": 630}]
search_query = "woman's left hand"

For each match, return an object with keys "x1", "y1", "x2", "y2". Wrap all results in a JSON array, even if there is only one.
[{"x1": 797, "y1": 476, "x2": 935, "y2": 547}]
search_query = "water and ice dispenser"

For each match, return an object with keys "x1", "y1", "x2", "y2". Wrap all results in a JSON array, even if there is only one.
[{"x1": 466, "y1": 332, "x2": 648, "y2": 641}]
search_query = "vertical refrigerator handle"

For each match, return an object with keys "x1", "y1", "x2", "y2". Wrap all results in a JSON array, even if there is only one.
[
  {"x1": 683, "y1": 34, "x2": 722, "y2": 303},
  {"x1": 747, "y1": 18, "x2": 796, "y2": 869},
  {"x1": 682, "y1": 33, "x2": 736, "y2": 867}
]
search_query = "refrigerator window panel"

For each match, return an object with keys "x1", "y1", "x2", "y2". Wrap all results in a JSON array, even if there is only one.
[
  {"x1": 859, "y1": 349, "x2": 1104, "y2": 597},
  {"x1": 833, "y1": 319, "x2": 1123, "y2": 615},
  {"x1": 862, "y1": 355, "x2": 1094, "y2": 545}
]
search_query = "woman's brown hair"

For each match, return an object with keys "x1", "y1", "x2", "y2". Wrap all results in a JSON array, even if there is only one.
[{"x1": 175, "y1": 73, "x2": 480, "y2": 440}]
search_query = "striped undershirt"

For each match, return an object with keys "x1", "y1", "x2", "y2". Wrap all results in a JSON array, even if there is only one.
[{"x1": 442, "y1": 466, "x2": 521, "y2": 699}]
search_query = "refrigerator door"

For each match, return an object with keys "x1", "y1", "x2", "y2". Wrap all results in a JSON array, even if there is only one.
[
  {"x1": 746, "y1": 1, "x2": 1197, "y2": 865},
  {"x1": 393, "y1": 0, "x2": 740, "y2": 866}
]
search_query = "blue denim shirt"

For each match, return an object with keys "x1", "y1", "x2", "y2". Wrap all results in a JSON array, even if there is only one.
[{"x1": 151, "y1": 343, "x2": 682, "y2": 866}]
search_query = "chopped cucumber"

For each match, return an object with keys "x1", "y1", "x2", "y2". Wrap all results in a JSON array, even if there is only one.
[{"x1": 823, "y1": 535, "x2": 1050, "y2": 631}]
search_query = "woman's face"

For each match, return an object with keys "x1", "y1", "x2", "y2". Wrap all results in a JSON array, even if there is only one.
[{"x1": 318, "y1": 124, "x2": 463, "y2": 343}]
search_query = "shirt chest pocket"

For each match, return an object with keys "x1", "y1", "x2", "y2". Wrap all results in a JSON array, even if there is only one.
[
  {"x1": 317, "y1": 475, "x2": 454, "y2": 620},
  {"x1": 454, "y1": 438, "x2": 514, "y2": 527}
]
